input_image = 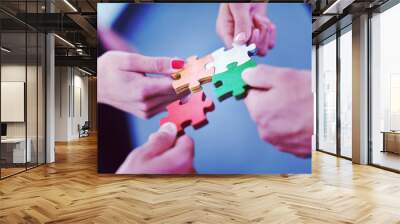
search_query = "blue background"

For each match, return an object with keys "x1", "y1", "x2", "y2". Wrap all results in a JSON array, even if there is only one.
[{"x1": 98, "y1": 3, "x2": 312, "y2": 174}]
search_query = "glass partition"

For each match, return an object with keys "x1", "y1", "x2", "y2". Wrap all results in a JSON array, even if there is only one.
[
  {"x1": 339, "y1": 27, "x2": 352, "y2": 158},
  {"x1": 27, "y1": 30, "x2": 38, "y2": 169},
  {"x1": 0, "y1": 1, "x2": 46, "y2": 179},
  {"x1": 370, "y1": 3, "x2": 400, "y2": 171},
  {"x1": 1, "y1": 30, "x2": 28, "y2": 177},
  {"x1": 317, "y1": 35, "x2": 337, "y2": 154},
  {"x1": 38, "y1": 32, "x2": 45, "y2": 165}
]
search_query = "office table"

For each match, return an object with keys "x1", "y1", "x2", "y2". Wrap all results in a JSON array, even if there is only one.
[
  {"x1": 1, "y1": 138, "x2": 31, "y2": 163},
  {"x1": 381, "y1": 131, "x2": 400, "y2": 154}
]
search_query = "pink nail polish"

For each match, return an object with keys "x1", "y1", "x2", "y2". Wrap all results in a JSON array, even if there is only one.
[{"x1": 172, "y1": 59, "x2": 184, "y2": 69}]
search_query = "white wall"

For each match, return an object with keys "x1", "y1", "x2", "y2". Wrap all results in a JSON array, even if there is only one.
[
  {"x1": 54, "y1": 67, "x2": 89, "y2": 141},
  {"x1": 1, "y1": 65, "x2": 40, "y2": 138},
  {"x1": 55, "y1": 67, "x2": 69, "y2": 141}
]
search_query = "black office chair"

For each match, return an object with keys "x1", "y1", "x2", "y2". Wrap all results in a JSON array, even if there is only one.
[{"x1": 79, "y1": 121, "x2": 90, "y2": 138}]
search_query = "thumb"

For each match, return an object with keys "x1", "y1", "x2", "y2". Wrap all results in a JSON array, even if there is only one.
[
  {"x1": 118, "y1": 52, "x2": 185, "y2": 74},
  {"x1": 142, "y1": 122, "x2": 178, "y2": 158},
  {"x1": 242, "y1": 65, "x2": 274, "y2": 89},
  {"x1": 230, "y1": 4, "x2": 252, "y2": 44}
]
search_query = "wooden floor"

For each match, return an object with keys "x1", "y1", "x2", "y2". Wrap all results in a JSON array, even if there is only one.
[
  {"x1": 1, "y1": 135, "x2": 400, "y2": 224},
  {"x1": 372, "y1": 150, "x2": 400, "y2": 171}
]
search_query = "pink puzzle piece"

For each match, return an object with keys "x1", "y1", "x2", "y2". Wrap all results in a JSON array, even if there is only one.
[{"x1": 160, "y1": 91, "x2": 214, "y2": 134}]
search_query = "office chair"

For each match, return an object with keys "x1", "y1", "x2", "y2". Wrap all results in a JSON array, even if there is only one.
[{"x1": 79, "y1": 121, "x2": 90, "y2": 138}]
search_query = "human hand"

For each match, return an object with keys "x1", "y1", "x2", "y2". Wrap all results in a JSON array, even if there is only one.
[
  {"x1": 216, "y1": 3, "x2": 276, "y2": 56},
  {"x1": 98, "y1": 27, "x2": 136, "y2": 52},
  {"x1": 116, "y1": 122, "x2": 195, "y2": 174},
  {"x1": 97, "y1": 51, "x2": 185, "y2": 119},
  {"x1": 242, "y1": 65, "x2": 313, "y2": 158}
]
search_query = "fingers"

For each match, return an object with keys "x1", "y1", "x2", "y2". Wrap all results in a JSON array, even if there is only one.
[
  {"x1": 98, "y1": 27, "x2": 136, "y2": 52},
  {"x1": 118, "y1": 52, "x2": 184, "y2": 74},
  {"x1": 129, "y1": 76, "x2": 175, "y2": 101},
  {"x1": 250, "y1": 3, "x2": 267, "y2": 15},
  {"x1": 138, "y1": 98, "x2": 175, "y2": 119},
  {"x1": 230, "y1": 3, "x2": 252, "y2": 43},
  {"x1": 243, "y1": 89, "x2": 279, "y2": 125},
  {"x1": 134, "y1": 94, "x2": 177, "y2": 113},
  {"x1": 217, "y1": 4, "x2": 234, "y2": 47},
  {"x1": 252, "y1": 14, "x2": 269, "y2": 56},
  {"x1": 252, "y1": 14, "x2": 276, "y2": 56},
  {"x1": 152, "y1": 135, "x2": 195, "y2": 174},
  {"x1": 242, "y1": 65, "x2": 274, "y2": 89},
  {"x1": 142, "y1": 122, "x2": 178, "y2": 158},
  {"x1": 249, "y1": 28, "x2": 260, "y2": 47}
]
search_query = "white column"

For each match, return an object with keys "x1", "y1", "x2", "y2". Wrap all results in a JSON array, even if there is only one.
[
  {"x1": 352, "y1": 14, "x2": 369, "y2": 164},
  {"x1": 46, "y1": 32, "x2": 55, "y2": 163}
]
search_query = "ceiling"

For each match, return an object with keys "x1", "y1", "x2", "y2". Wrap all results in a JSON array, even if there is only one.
[
  {"x1": 0, "y1": 0, "x2": 395, "y2": 73},
  {"x1": 310, "y1": 0, "x2": 390, "y2": 43}
]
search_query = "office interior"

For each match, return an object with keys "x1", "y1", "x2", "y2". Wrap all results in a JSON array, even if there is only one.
[
  {"x1": 0, "y1": 0, "x2": 97, "y2": 179},
  {"x1": 313, "y1": 0, "x2": 400, "y2": 172},
  {"x1": 0, "y1": 0, "x2": 399, "y2": 222}
]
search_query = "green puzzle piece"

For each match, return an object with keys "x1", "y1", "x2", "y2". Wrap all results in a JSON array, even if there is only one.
[{"x1": 212, "y1": 59, "x2": 256, "y2": 101}]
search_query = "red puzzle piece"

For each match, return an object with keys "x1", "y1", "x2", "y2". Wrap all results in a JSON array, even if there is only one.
[{"x1": 160, "y1": 91, "x2": 214, "y2": 134}]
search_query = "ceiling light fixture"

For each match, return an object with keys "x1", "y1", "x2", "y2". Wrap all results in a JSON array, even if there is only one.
[
  {"x1": 54, "y1": 34, "x2": 75, "y2": 48},
  {"x1": 1, "y1": 47, "x2": 11, "y2": 53},
  {"x1": 63, "y1": 0, "x2": 78, "y2": 12},
  {"x1": 322, "y1": 0, "x2": 354, "y2": 15},
  {"x1": 78, "y1": 67, "x2": 93, "y2": 76},
  {"x1": 323, "y1": 0, "x2": 342, "y2": 14}
]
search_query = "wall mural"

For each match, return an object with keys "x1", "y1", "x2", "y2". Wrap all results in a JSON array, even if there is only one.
[{"x1": 97, "y1": 3, "x2": 312, "y2": 174}]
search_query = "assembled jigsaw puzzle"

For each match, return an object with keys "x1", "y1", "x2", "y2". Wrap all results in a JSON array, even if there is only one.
[{"x1": 165, "y1": 43, "x2": 257, "y2": 133}]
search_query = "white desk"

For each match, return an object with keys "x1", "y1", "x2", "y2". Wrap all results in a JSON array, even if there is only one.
[{"x1": 1, "y1": 138, "x2": 31, "y2": 163}]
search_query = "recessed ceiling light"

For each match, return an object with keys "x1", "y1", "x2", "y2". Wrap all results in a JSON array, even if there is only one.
[
  {"x1": 63, "y1": 0, "x2": 78, "y2": 12},
  {"x1": 1, "y1": 47, "x2": 11, "y2": 53},
  {"x1": 78, "y1": 67, "x2": 93, "y2": 76},
  {"x1": 54, "y1": 34, "x2": 75, "y2": 48}
]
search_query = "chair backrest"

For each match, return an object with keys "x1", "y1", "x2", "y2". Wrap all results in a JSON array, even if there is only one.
[{"x1": 82, "y1": 121, "x2": 90, "y2": 129}]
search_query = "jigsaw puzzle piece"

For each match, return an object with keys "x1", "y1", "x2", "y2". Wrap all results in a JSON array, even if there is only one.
[
  {"x1": 231, "y1": 42, "x2": 257, "y2": 65},
  {"x1": 160, "y1": 91, "x2": 215, "y2": 134},
  {"x1": 172, "y1": 55, "x2": 215, "y2": 94},
  {"x1": 212, "y1": 59, "x2": 256, "y2": 101},
  {"x1": 206, "y1": 43, "x2": 256, "y2": 74}
]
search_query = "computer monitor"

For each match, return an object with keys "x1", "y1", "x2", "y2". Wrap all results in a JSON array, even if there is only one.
[{"x1": 1, "y1": 123, "x2": 7, "y2": 137}]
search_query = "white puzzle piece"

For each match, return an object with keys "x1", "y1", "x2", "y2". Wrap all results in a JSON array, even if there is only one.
[{"x1": 206, "y1": 43, "x2": 256, "y2": 74}]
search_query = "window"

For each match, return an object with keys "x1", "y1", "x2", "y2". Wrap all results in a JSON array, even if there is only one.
[
  {"x1": 370, "y1": 3, "x2": 400, "y2": 171},
  {"x1": 339, "y1": 28, "x2": 352, "y2": 158},
  {"x1": 317, "y1": 36, "x2": 337, "y2": 154}
]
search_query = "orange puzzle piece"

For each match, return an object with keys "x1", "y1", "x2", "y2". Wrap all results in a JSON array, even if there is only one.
[{"x1": 172, "y1": 55, "x2": 215, "y2": 94}]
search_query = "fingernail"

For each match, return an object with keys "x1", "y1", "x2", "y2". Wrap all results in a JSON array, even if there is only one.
[
  {"x1": 160, "y1": 122, "x2": 177, "y2": 135},
  {"x1": 235, "y1": 32, "x2": 247, "y2": 43},
  {"x1": 171, "y1": 59, "x2": 185, "y2": 69},
  {"x1": 242, "y1": 68, "x2": 255, "y2": 81}
]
